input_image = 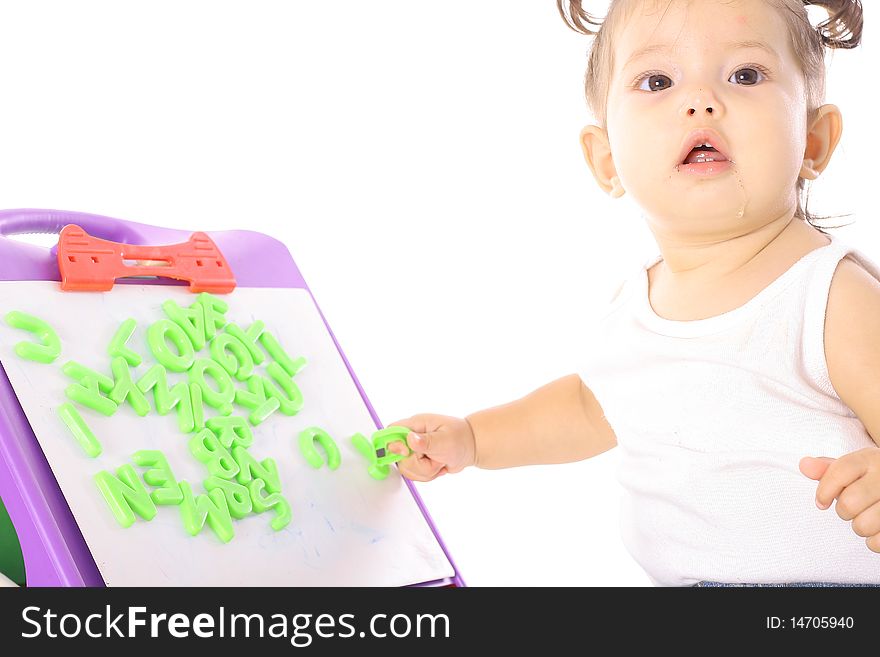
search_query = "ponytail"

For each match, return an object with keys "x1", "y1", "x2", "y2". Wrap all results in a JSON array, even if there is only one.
[{"x1": 804, "y1": 0, "x2": 862, "y2": 49}]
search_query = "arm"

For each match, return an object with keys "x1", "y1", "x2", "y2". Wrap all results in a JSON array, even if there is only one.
[
  {"x1": 800, "y1": 256, "x2": 880, "y2": 553},
  {"x1": 825, "y1": 256, "x2": 880, "y2": 446},
  {"x1": 464, "y1": 373, "x2": 617, "y2": 469}
]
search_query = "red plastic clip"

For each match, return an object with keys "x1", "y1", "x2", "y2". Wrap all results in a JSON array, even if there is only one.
[{"x1": 57, "y1": 224, "x2": 236, "y2": 293}]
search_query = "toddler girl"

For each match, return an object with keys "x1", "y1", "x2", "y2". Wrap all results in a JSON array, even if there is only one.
[{"x1": 388, "y1": 0, "x2": 880, "y2": 587}]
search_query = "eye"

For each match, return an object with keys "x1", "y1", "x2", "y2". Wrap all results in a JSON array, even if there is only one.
[
  {"x1": 635, "y1": 72, "x2": 673, "y2": 92},
  {"x1": 728, "y1": 65, "x2": 769, "y2": 85},
  {"x1": 632, "y1": 63, "x2": 770, "y2": 92}
]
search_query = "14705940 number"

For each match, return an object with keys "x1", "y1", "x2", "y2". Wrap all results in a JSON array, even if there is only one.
[{"x1": 766, "y1": 616, "x2": 854, "y2": 629}]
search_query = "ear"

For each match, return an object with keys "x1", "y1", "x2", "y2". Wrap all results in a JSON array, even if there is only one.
[
  {"x1": 800, "y1": 104, "x2": 843, "y2": 180},
  {"x1": 580, "y1": 125, "x2": 624, "y2": 198}
]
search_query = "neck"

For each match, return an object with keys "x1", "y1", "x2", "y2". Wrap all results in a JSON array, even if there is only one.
[{"x1": 649, "y1": 210, "x2": 810, "y2": 283}]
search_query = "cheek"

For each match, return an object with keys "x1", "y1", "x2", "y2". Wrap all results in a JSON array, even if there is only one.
[
  {"x1": 729, "y1": 128, "x2": 804, "y2": 214},
  {"x1": 607, "y1": 108, "x2": 672, "y2": 181},
  {"x1": 730, "y1": 92, "x2": 806, "y2": 172},
  {"x1": 735, "y1": 111, "x2": 807, "y2": 184}
]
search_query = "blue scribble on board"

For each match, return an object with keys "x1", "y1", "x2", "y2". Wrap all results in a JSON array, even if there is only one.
[{"x1": 324, "y1": 517, "x2": 335, "y2": 533}]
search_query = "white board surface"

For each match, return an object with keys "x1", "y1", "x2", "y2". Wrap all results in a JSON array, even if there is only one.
[{"x1": 0, "y1": 280, "x2": 454, "y2": 586}]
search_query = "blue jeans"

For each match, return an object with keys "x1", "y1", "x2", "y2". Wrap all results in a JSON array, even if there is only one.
[{"x1": 692, "y1": 581, "x2": 880, "y2": 587}]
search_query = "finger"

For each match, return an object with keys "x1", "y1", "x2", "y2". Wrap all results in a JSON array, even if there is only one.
[
  {"x1": 799, "y1": 456, "x2": 834, "y2": 480},
  {"x1": 397, "y1": 462, "x2": 443, "y2": 483},
  {"x1": 835, "y1": 476, "x2": 880, "y2": 522},
  {"x1": 866, "y1": 532, "x2": 880, "y2": 554},
  {"x1": 385, "y1": 420, "x2": 414, "y2": 435},
  {"x1": 414, "y1": 465, "x2": 448, "y2": 482},
  {"x1": 407, "y1": 432, "x2": 433, "y2": 455},
  {"x1": 396, "y1": 453, "x2": 443, "y2": 482},
  {"x1": 387, "y1": 440, "x2": 409, "y2": 456},
  {"x1": 850, "y1": 498, "x2": 880, "y2": 538},
  {"x1": 387, "y1": 417, "x2": 429, "y2": 435},
  {"x1": 815, "y1": 452, "x2": 872, "y2": 510}
]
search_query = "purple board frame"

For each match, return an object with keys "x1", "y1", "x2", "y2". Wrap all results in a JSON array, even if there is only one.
[{"x1": 0, "y1": 208, "x2": 464, "y2": 587}]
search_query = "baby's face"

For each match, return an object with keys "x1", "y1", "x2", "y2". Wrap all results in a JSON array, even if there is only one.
[{"x1": 602, "y1": 0, "x2": 812, "y2": 238}]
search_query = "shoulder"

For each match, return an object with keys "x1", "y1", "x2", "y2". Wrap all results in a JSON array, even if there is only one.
[
  {"x1": 825, "y1": 256, "x2": 880, "y2": 440},
  {"x1": 826, "y1": 255, "x2": 880, "y2": 329}
]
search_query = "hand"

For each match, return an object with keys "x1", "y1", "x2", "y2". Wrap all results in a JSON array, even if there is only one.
[
  {"x1": 799, "y1": 447, "x2": 880, "y2": 554},
  {"x1": 384, "y1": 413, "x2": 477, "y2": 482}
]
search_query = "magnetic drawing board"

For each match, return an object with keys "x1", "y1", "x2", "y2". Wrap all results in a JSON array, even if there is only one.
[{"x1": 0, "y1": 280, "x2": 454, "y2": 586}]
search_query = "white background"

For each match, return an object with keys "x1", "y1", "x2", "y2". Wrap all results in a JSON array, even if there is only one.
[{"x1": 0, "y1": 1, "x2": 876, "y2": 586}]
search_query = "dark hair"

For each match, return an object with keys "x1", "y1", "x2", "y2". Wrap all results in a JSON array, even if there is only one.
[{"x1": 557, "y1": 0, "x2": 864, "y2": 232}]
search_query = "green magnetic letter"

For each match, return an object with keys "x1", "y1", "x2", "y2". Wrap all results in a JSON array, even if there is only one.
[
  {"x1": 262, "y1": 362, "x2": 304, "y2": 416},
  {"x1": 109, "y1": 356, "x2": 151, "y2": 416},
  {"x1": 206, "y1": 415, "x2": 253, "y2": 449},
  {"x1": 57, "y1": 402, "x2": 102, "y2": 457},
  {"x1": 232, "y1": 446, "x2": 281, "y2": 493},
  {"x1": 190, "y1": 382, "x2": 205, "y2": 431},
  {"x1": 189, "y1": 428, "x2": 240, "y2": 479},
  {"x1": 147, "y1": 319, "x2": 194, "y2": 372},
  {"x1": 248, "y1": 478, "x2": 292, "y2": 531},
  {"x1": 351, "y1": 432, "x2": 390, "y2": 480},
  {"x1": 108, "y1": 318, "x2": 142, "y2": 367},
  {"x1": 209, "y1": 332, "x2": 254, "y2": 381},
  {"x1": 196, "y1": 292, "x2": 229, "y2": 340},
  {"x1": 204, "y1": 476, "x2": 252, "y2": 519},
  {"x1": 162, "y1": 299, "x2": 206, "y2": 351},
  {"x1": 188, "y1": 357, "x2": 234, "y2": 415},
  {"x1": 94, "y1": 465, "x2": 157, "y2": 528},
  {"x1": 63, "y1": 361, "x2": 117, "y2": 417},
  {"x1": 136, "y1": 364, "x2": 194, "y2": 433},
  {"x1": 222, "y1": 321, "x2": 265, "y2": 365},
  {"x1": 234, "y1": 374, "x2": 279, "y2": 426},
  {"x1": 298, "y1": 427, "x2": 341, "y2": 470},
  {"x1": 259, "y1": 331, "x2": 307, "y2": 378},
  {"x1": 132, "y1": 449, "x2": 183, "y2": 505},
  {"x1": 178, "y1": 481, "x2": 234, "y2": 543},
  {"x1": 371, "y1": 426, "x2": 412, "y2": 466},
  {"x1": 4, "y1": 310, "x2": 61, "y2": 364}
]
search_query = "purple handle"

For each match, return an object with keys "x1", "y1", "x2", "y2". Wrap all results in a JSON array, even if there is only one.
[{"x1": 0, "y1": 209, "x2": 146, "y2": 245}]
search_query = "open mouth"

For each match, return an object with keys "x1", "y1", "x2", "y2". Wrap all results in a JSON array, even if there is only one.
[{"x1": 682, "y1": 144, "x2": 728, "y2": 165}]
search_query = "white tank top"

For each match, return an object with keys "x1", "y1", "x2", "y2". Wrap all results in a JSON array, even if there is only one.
[{"x1": 579, "y1": 233, "x2": 880, "y2": 586}]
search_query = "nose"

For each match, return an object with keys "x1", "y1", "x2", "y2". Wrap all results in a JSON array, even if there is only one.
[{"x1": 681, "y1": 89, "x2": 720, "y2": 118}]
